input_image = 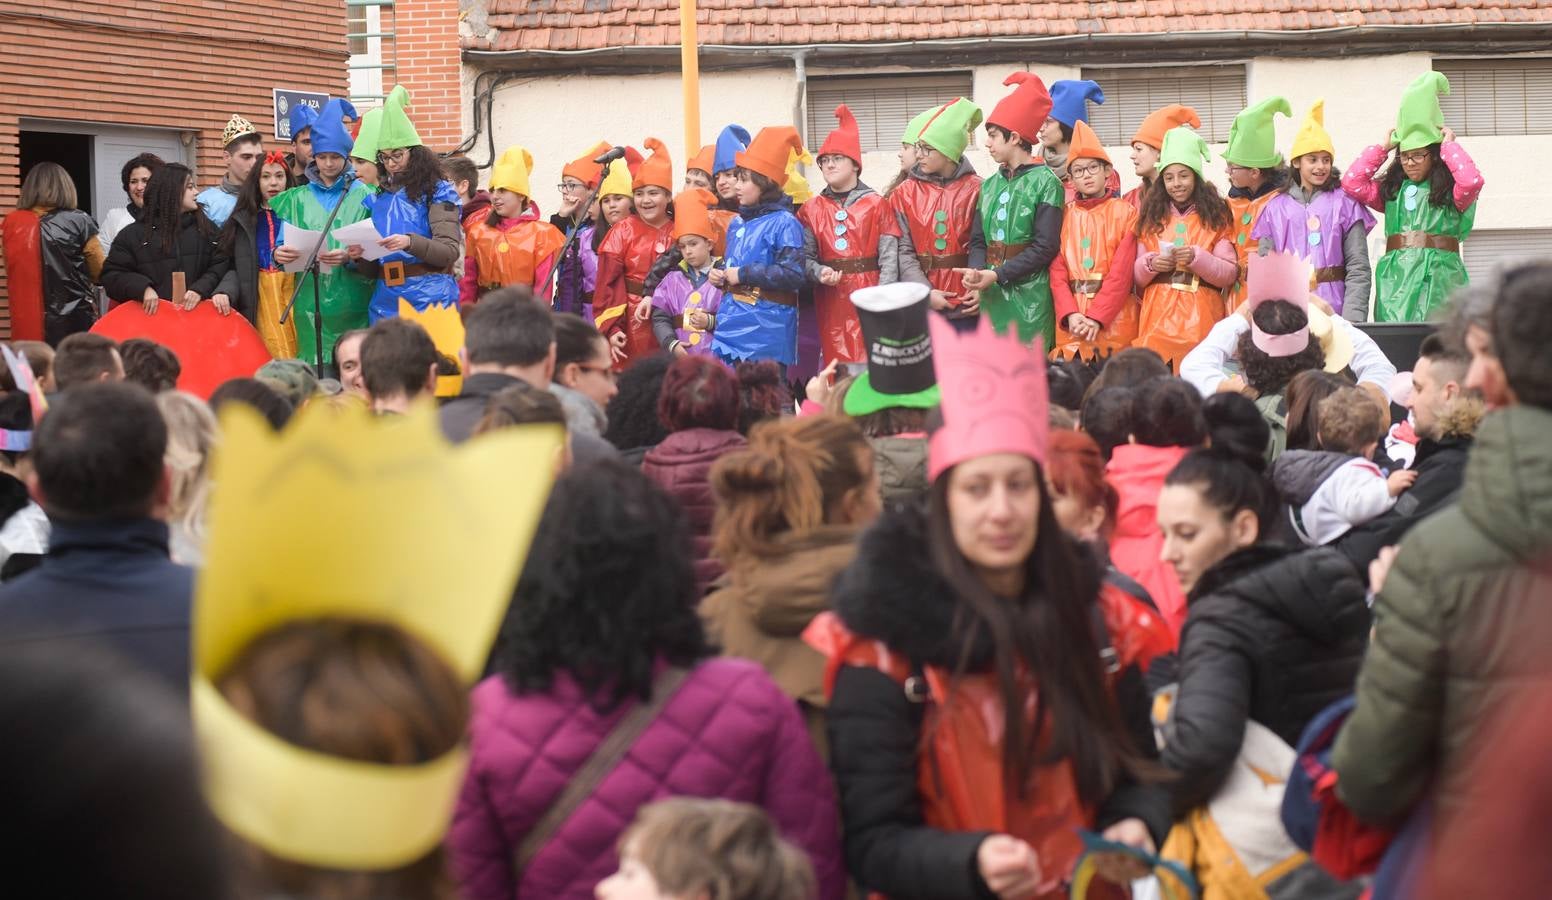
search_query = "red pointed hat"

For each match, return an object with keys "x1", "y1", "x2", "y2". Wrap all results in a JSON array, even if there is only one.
[
  {"x1": 986, "y1": 71, "x2": 1054, "y2": 144},
  {"x1": 736, "y1": 126, "x2": 805, "y2": 186},
  {"x1": 926, "y1": 315, "x2": 1050, "y2": 481},
  {"x1": 817, "y1": 104, "x2": 863, "y2": 167}
]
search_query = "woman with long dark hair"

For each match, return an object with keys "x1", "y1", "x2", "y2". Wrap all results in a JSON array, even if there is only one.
[
  {"x1": 1154, "y1": 392, "x2": 1368, "y2": 894},
  {"x1": 1131, "y1": 126, "x2": 1237, "y2": 371},
  {"x1": 215, "y1": 150, "x2": 296, "y2": 351},
  {"x1": 448, "y1": 461, "x2": 845, "y2": 900},
  {"x1": 101, "y1": 162, "x2": 231, "y2": 315},
  {"x1": 1342, "y1": 72, "x2": 1483, "y2": 322},
  {"x1": 344, "y1": 86, "x2": 462, "y2": 322},
  {"x1": 99, "y1": 152, "x2": 164, "y2": 255},
  {"x1": 807, "y1": 318, "x2": 1169, "y2": 899}
]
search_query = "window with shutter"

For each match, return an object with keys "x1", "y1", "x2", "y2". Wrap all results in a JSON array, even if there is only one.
[
  {"x1": 1434, "y1": 58, "x2": 1552, "y2": 137},
  {"x1": 1079, "y1": 65, "x2": 1247, "y2": 145},
  {"x1": 806, "y1": 72, "x2": 974, "y2": 154},
  {"x1": 1461, "y1": 229, "x2": 1552, "y2": 283}
]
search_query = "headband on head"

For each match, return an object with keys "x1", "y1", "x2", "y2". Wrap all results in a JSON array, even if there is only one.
[
  {"x1": 263, "y1": 150, "x2": 289, "y2": 168},
  {"x1": 1247, "y1": 251, "x2": 1313, "y2": 358}
]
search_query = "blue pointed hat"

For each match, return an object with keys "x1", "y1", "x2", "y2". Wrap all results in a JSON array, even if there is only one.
[
  {"x1": 289, "y1": 102, "x2": 320, "y2": 141},
  {"x1": 1049, "y1": 79, "x2": 1105, "y2": 128},
  {"x1": 310, "y1": 98, "x2": 360, "y2": 158},
  {"x1": 713, "y1": 124, "x2": 751, "y2": 175}
]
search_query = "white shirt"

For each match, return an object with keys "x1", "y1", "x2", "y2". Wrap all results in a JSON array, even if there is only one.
[
  {"x1": 1295, "y1": 456, "x2": 1397, "y2": 546},
  {"x1": 1179, "y1": 315, "x2": 1396, "y2": 401},
  {"x1": 99, "y1": 206, "x2": 137, "y2": 255}
]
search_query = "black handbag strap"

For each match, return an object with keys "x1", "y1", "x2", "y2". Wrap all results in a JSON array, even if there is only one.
[{"x1": 513, "y1": 666, "x2": 690, "y2": 873}]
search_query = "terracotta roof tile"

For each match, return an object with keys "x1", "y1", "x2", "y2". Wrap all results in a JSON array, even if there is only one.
[{"x1": 464, "y1": 0, "x2": 1552, "y2": 52}]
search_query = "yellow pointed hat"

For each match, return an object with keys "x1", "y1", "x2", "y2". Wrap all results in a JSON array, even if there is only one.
[
  {"x1": 398, "y1": 298, "x2": 465, "y2": 397},
  {"x1": 490, "y1": 145, "x2": 535, "y2": 199},
  {"x1": 1290, "y1": 100, "x2": 1334, "y2": 161},
  {"x1": 598, "y1": 156, "x2": 634, "y2": 200},
  {"x1": 193, "y1": 401, "x2": 562, "y2": 871}
]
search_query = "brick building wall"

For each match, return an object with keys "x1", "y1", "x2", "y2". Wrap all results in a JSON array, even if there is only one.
[
  {"x1": 393, "y1": 0, "x2": 464, "y2": 152},
  {"x1": 0, "y1": 0, "x2": 351, "y2": 337}
]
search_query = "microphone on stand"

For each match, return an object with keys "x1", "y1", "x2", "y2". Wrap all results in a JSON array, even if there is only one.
[{"x1": 593, "y1": 146, "x2": 627, "y2": 165}]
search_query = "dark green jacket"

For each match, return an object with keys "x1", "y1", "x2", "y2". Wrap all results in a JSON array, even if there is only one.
[{"x1": 1332, "y1": 405, "x2": 1552, "y2": 824}]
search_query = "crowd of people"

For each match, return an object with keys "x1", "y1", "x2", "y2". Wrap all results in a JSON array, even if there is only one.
[{"x1": 0, "y1": 62, "x2": 1545, "y2": 900}]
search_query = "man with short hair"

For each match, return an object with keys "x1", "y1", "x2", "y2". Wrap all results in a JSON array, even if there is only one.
[
  {"x1": 439, "y1": 288, "x2": 555, "y2": 442},
  {"x1": 119, "y1": 338, "x2": 182, "y2": 394},
  {"x1": 1336, "y1": 331, "x2": 1483, "y2": 569},
  {"x1": 0, "y1": 383, "x2": 192, "y2": 693},
  {"x1": 333, "y1": 329, "x2": 369, "y2": 399},
  {"x1": 198, "y1": 114, "x2": 264, "y2": 227},
  {"x1": 360, "y1": 317, "x2": 438, "y2": 415},
  {"x1": 1334, "y1": 262, "x2": 1552, "y2": 832},
  {"x1": 52, "y1": 333, "x2": 124, "y2": 391}
]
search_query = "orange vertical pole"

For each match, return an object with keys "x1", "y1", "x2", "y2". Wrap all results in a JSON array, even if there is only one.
[{"x1": 680, "y1": 0, "x2": 700, "y2": 168}]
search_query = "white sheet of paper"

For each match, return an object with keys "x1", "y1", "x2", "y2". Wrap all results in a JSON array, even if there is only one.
[
  {"x1": 332, "y1": 219, "x2": 388, "y2": 260},
  {"x1": 279, "y1": 226, "x2": 326, "y2": 274}
]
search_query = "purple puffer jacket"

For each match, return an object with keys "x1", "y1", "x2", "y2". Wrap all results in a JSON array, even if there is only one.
[
  {"x1": 640, "y1": 428, "x2": 747, "y2": 594},
  {"x1": 448, "y1": 657, "x2": 845, "y2": 900}
]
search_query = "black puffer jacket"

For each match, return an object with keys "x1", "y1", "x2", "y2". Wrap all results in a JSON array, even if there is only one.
[
  {"x1": 1160, "y1": 544, "x2": 1370, "y2": 816},
  {"x1": 826, "y1": 502, "x2": 1170, "y2": 899},
  {"x1": 101, "y1": 211, "x2": 229, "y2": 303}
]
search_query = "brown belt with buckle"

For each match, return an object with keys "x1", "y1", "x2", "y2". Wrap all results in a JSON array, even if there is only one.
[
  {"x1": 671, "y1": 313, "x2": 710, "y2": 329},
  {"x1": 918, "y1": 253, "x2": 969, "y2": 271},
  {"x1": 624, "y1": 277, "x2": 649, "y2": 297},
  {"x1": 381, "y1": 260, "x2": 451, "y2": 287},
  {"x1": 730, "y1": 287, "x2": 797, "y2": 307},
  {"x1": 820, "y1": 256, "x2": 880, "y2": 275},
  {"x1": 1168, "y1": 270, "x2": 1200, "y2": 292},
  {"x1": 1385, "y1": 231, "x2": 1460, "y2": 253},
  {"x1": 1071, "y1": 278, "x2": 1105, "y2": 295},
  {"x1": 987, "y1": 241, "x2": 1030, "y2": 268},
  {"x1": 1314, "y1": 266, "x2": 1346, "y2": 284}
]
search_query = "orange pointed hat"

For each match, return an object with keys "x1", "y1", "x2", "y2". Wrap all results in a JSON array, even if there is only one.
[
  {"x1": 562, "y1": 141, "x2": 612, "y2": 188},
  {"x1": 736, "y1": 126, "x2": 805, "y2": 186},
  {"x1": 673, "y1": 188, "x2": 722, "y2": 243},
  {"x1": 1068, "y1": 120, "x2": 1111, "y2": 165},
  {"x1": 687, "y1": 143, "x2": 716, "y2": 177},
  {"x1": 986, "y1": 71, "x2": 1054, "y2": 144},
  {"x1": 1133, "y1": 104, "x2": 1202, "y2": 151},
  {"x1": 817, "y1": 105, "x2": 863, "y2": 167},
  {"x1": 633, "y1": 138, "x2": 674, "y2": 192}
]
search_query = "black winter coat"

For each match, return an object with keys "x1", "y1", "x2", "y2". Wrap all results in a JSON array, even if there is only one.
[
  {"x1": 1160, "y1": 544, "x2": 1370, "y2": 817},
  {"x1": 101, "y1": 211, "x2": 229, "y2": 304},
  {"x1": 826, "y1": 503, "x2": 1170, "y2": 899},
  {"x1": 211, "y1": 207, "x2": 267, "y2": 324}
]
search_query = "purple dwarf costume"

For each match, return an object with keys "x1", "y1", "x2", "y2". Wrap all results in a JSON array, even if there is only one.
[
  {"x1": 553, "y1": 224, "x2": 599, "y2": 321},
  {"x1": 651, "y1": 264, "x2": 725, "y2": 356},
  {"x1": 1251, "y1": 186, "x2": 1375, "y2": 319}
]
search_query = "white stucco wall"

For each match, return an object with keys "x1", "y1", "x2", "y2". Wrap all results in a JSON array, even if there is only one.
[{"x1": 468, "y1": 51, "x2": 1545, "y2": 286}]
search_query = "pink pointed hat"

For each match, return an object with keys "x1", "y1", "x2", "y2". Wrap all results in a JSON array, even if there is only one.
[
  {"x1": 1248, "y1": 251, "x2": 1314, "y2": 358},
  {"x1": 927, "y1": 316, "x2": 1050, "y2": 481}
]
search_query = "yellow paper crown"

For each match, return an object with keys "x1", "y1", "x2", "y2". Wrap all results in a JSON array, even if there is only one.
[
  {"x1": 1290, "y1": 99, "x2": 1334, "y2": 162},
  {"x1": 783, "y1": 147, "x2": 816, "y2": 205},
  {"x1": 490, "y1": 144, "x2": 535, "y2": 199},
  {"x1": 398, "y1": 298, "x2": 466, "y2": 397},
  {"x1": 193, "y1": 401, "x2": 562, "y2": 870}
]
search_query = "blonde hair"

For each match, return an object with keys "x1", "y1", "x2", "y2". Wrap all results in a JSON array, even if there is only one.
[
  {"x1": 1315, "y1": 386, "x2": 1387, "y2": 454},
  {"x1": 623, "y1": 798, "x2": 816, "y2": 900},
  {"x1": 157, "y1": 392, "x2": 218, "y2": 549},
  {"x1": 18, "y1": 162, "x2": 78, "y2": 211},
  {"x1": 710, "y1": 415, "x2": 871, "y2": 568}
]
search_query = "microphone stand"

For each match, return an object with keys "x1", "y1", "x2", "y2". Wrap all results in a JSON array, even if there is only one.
[
  {"x1": 281, "y1": 172, "x2": 357, "y2": 376},
  {"x1": 543, "y1": 182, "x2": 602, "y2": 305}
]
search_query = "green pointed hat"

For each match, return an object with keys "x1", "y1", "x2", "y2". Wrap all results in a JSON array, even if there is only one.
[
  {"x1": 377, "y1": 85, "x2": 423, "y2": 151},
  {"x1": 916, "y1": 98, "x2": 984, "y2": 162},
  {"x1": 350, "y1": 108, "x2": 384, "y2": 162},
  {"x1": 1394, "y1": 72, "x2": 1450, "y2": 152},
  {"x1": 1158, "y1": 125, "x2": 1211, "y2": 180},
  {"x1": 901, "y1": 107, "x2": 935, "y2": 146},
  {"x1": 1224, "y1": 96, "x2": 1292, "y2": 169}
]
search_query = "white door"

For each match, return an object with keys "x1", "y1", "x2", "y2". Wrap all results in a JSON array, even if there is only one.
[{"x1": 92, "y1": 126, "x2": 189, "y2": 224}]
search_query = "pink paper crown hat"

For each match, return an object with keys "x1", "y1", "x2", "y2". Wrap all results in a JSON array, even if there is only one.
[
  {"x1": 1248, "y1": 251, "x2": 1314, "y2": 358},
  {"x1": 927, "y1": 316, "x2": 1050, "y2": 482}
]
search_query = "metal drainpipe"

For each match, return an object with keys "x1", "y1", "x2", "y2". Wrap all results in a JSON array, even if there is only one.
[{"x1": 792, "y1": 50, "x2": 809, "y2": 148}]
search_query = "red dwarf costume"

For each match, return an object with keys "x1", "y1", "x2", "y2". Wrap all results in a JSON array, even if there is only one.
[
  {"x1": 595, "y1": 138, "x2": 676, "y2": 369},
  {"x1": 797, "y1": 105, "x2": 900, "y2": 364}
]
